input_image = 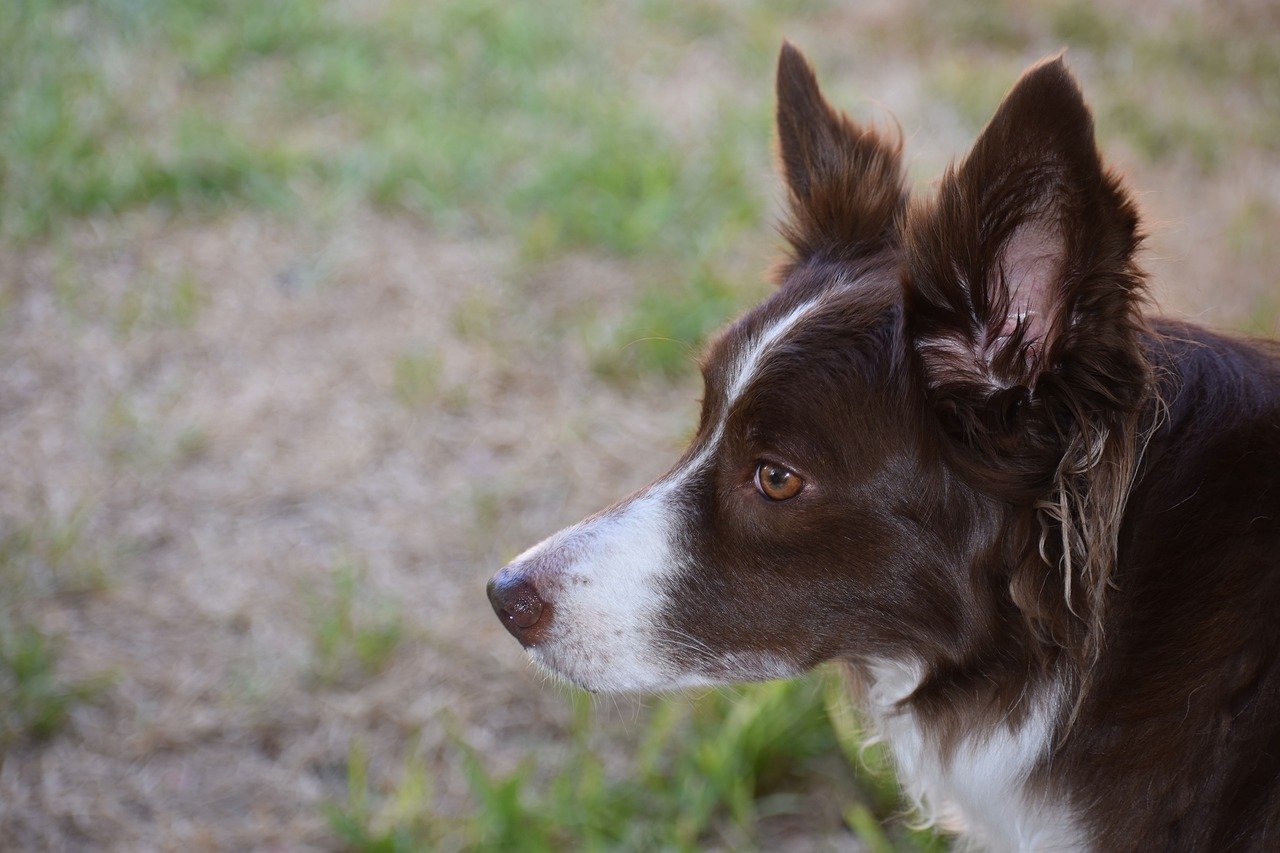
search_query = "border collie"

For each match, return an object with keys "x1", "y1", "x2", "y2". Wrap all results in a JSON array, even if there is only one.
[{"x1": 487, "y1": 44, "x2": 1280, "y2": 850}]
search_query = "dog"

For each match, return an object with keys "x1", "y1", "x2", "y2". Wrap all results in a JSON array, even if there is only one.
[{"x1": 487, "y1": 43, "x2": 1280, "y2": 850}]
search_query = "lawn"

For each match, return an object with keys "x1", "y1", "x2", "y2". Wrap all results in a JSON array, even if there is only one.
[{"x1": 1, "y1": 0, "x2": 1276, "y2": 848}]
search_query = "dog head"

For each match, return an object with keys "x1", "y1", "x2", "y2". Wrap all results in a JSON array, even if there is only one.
[{"x1": 488, "y1": 45, "x2": 1148, "y2": 693}]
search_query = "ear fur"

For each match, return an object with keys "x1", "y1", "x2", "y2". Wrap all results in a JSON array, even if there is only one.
[
  {"x1": 903, "y1": 57, "x2": 1154, "y2": 675},
  {"x1": 904, "y1": 55, "x2": 1148, "y2": 482},
  {"x1": 775, "y1": 42, "x2": 906, "y2": 276}
]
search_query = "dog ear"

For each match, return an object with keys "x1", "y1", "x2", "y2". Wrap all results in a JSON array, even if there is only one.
[
  {"x1": 904, "y1": 57, "x2": 1153, "y2": 658},
  {"x1": 775, "y1": 42, "x2": 906, "y2": 274},
  {"x1": 903, "y1": 56, "x2": 1147, "y2": 462}
]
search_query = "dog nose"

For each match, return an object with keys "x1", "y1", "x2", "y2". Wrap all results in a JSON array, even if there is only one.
[{"x1": 487, "y1": 571, "x2": 546, "y2": 645}]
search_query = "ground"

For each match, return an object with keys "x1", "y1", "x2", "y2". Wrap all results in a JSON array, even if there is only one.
[{"x1": 1, "y1": 0, "x2": 1277, "y2": 849}]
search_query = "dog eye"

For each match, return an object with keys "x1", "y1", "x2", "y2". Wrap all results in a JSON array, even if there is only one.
[{"x1": 755, "y1": 462, "x2": 803, "y2": 501}]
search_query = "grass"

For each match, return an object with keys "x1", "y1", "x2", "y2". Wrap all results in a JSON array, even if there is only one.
[
  {"x1": 0, "y1": 1, "x2": 303, "y2": 240},
  {"x1": 326, "y1": 738, "x2": 442, "y2": 852},
  {"x1": 924, "y1": 56, "x2": 1020, "y2": 134},
  {"x1": 592, "y1": 263, "x2": 765, "y2": 380},
  {"x1": 925, "y1": 51, "x2": 1230, "y2": 171},
  {"x1": 5, "y1": 0, "x2": 1275, "y2": 848},
  {"x1": 0, "y1": 624, "x2": 109, "y2": 748},
  {"x1": 918, "y1": 0, "x2": 1277, "y2": 172},
  {"x1": 308, "y1": 561, "x2": 407, "y2": 687},
  {"x1": 1048, "y1": 0, "x2": 1116, "y2": 53},
  {"x1": 5, "y1": 0, "x2": 776, "y2": 384},
  {"x1": 1243, "y1": 292, "x2": 1280, "y2": 338},
  {"x1": 391, "y1": 348, "x2": 445, "y2": 410},
  {"x1": 3, "y1": 0, "x2": 769, "y2": 256},
  {"x1": 0, "y1": 510, "x2": 115, "y2": 747},
  {"x1": 393, "y1": 347, "x2": 472, "y2": 412},
  {"x1": 47, "y1": 243, "x2": 209, "y2": 338},
  {"x1": 115, "y1": 270, "x2": 207, "y2": 334},
  {"x1": 0, "y1": 509, "x2": 113, "y2": 603},
  {"x1": 326, "y1": 671, "x2": 946, "y2": 851},
  {"x1": 935, "y1": 0, "x2": 1030, "y2": 51}
]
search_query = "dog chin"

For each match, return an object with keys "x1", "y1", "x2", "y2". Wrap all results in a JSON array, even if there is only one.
[
  {"x1": 527, "y1": 640, "x2": 801, "y2": 694},
  {"x1": 524, "y1": 641, "x2": 674, "y2": 693}
]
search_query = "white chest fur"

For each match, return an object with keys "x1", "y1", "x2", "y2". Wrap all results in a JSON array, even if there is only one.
[{"x1": 863, "y1": 660, "x2": 1083, "y2": 852}]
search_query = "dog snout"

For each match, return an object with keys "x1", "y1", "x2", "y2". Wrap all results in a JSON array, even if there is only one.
[{"x1": 487, "y1": 567, "x2": 547, "y2": 646}]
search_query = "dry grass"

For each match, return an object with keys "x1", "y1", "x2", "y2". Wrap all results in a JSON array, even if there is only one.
[{"x1": 1, "y1": 0, "x2": 1277, "y2": 848}]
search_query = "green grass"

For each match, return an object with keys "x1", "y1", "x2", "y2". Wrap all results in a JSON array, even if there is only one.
[
  {"x1": 1103, "y1": 97, "x2": 1226, "y2": 172},
  {"x1": 0, "y1": 509, "x2": 113, "y2": 603},
  {"x1": 8, "y1": 0, "x2": 1271, "y2": 847},
  {"x1": 1242, "y1": 292, "x2": 1280, "y2": 338},
  {"x1": 924, "y1": 57, "x2": 1020, "y2": 134},
  {"x1": 3, "y1": 0, "x2": 769, "y2": 256},
  {"x1": 308, "y1": 561, "x2": 407, "y2": 687},
  {"x1": 2, "y1": 0, "x2": 777, "y2": 377},
  {"x1": 0, "y1": 623, "x2": 110, "y2": 747},
  {"x1": 116, "y1": 270, "x2": 207, "y2": 334},
  {"x1": 393, "y1": 347, "x2": 472, "y2": 412},
  {"x1": 5, "y1": 0, "x2": 774, "y2": 383},
  {"x1": 592, "y1": 263, "x2": 764, "y2": 380},
  {"x1": 0, "y1": 1, "x2": 305, "y2": 240},
  {"x1": 0, "y1": 510, "x2": 115, "y2": 747},
  {"x1": 391, "y1": 348, "x2": 445, "y2": 410},
  {"x1": 326, "y1": 671, "x2": 947, "y2": 851},
  {"x1": 936, "y1": 0, "x2": 1030, "y2": 50},
  {"x1": 1048, "y1": 0, "x2": 1117, "y2": 53},
  {"x1": 47, "y1": 243, "x2": 209, "y2": 337},
  {"x1": 326, "y1": 738, "x2": 444, "y2": 852},
  {"x1": 916, "y1": 0, "x2": 1277, "y2": 173}
]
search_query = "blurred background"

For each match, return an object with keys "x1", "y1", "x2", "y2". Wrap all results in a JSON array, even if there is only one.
[{"x1": 1, "y1": 0, "x2": 1277, "y2": 848}]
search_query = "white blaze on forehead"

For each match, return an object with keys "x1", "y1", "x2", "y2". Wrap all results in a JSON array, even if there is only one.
[
  {"x1": 651, "y1": 290, "x2": 836, "y2": 490},
  {"x1": 725, "y1": 294, "x2": 833, "y2": 409},
  {"x1": 674, "y1": 291, "x2": 837, "y2": 477}
]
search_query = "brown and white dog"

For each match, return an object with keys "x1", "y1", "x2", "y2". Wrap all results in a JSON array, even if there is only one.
[{"x1": 487, "y1": 44, "x2": 1280, "y2": 850}]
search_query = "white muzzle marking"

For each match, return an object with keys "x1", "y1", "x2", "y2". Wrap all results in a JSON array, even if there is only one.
[{"x1": 499, "y1": 293, "x2": 832, "y2": 691}]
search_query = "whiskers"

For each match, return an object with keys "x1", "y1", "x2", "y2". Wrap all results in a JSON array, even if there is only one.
[{"x1": 650, "y1": 624, "x2": 718, "y2": 664}]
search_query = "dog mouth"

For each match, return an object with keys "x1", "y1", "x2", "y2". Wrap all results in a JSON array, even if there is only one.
[
  {"x1": 526, "y1": 646, "x2": 599, "y2": 693},
  {"x1": 523, "y1": 634, "x2": 675, "y2": 694}
]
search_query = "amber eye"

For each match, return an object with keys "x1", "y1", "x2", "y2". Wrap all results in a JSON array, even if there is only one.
[{"x1": 755, "y1": 462, "x2": 803, "y2": 501}]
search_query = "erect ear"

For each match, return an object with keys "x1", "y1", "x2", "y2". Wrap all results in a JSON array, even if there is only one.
[
  {"x1": 775, "y1": 42, "x2": 906, "y2": 274},
  {"x1": 903, "y1": 56, "x2": 1147, "y2": 454},
  {"x1": 904, "y1": 57, "x2": 1153, "y2": 661}
]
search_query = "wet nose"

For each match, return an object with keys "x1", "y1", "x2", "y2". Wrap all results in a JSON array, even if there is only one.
[{"x1": 487, "y1": 570, "x2": 546, "y2": 645}]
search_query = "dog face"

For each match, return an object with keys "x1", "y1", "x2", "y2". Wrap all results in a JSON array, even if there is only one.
[
  {"x1": 488, "y1": 45, "x2": 1146, "y2": 694},
  {"x1": 487, "y1": 268, "x2": 950, "y2": 691}
]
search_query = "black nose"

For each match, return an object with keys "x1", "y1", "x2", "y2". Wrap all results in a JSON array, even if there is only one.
[{"x1": 487, "y1": 571, "x2": 546, "y2": 646}]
